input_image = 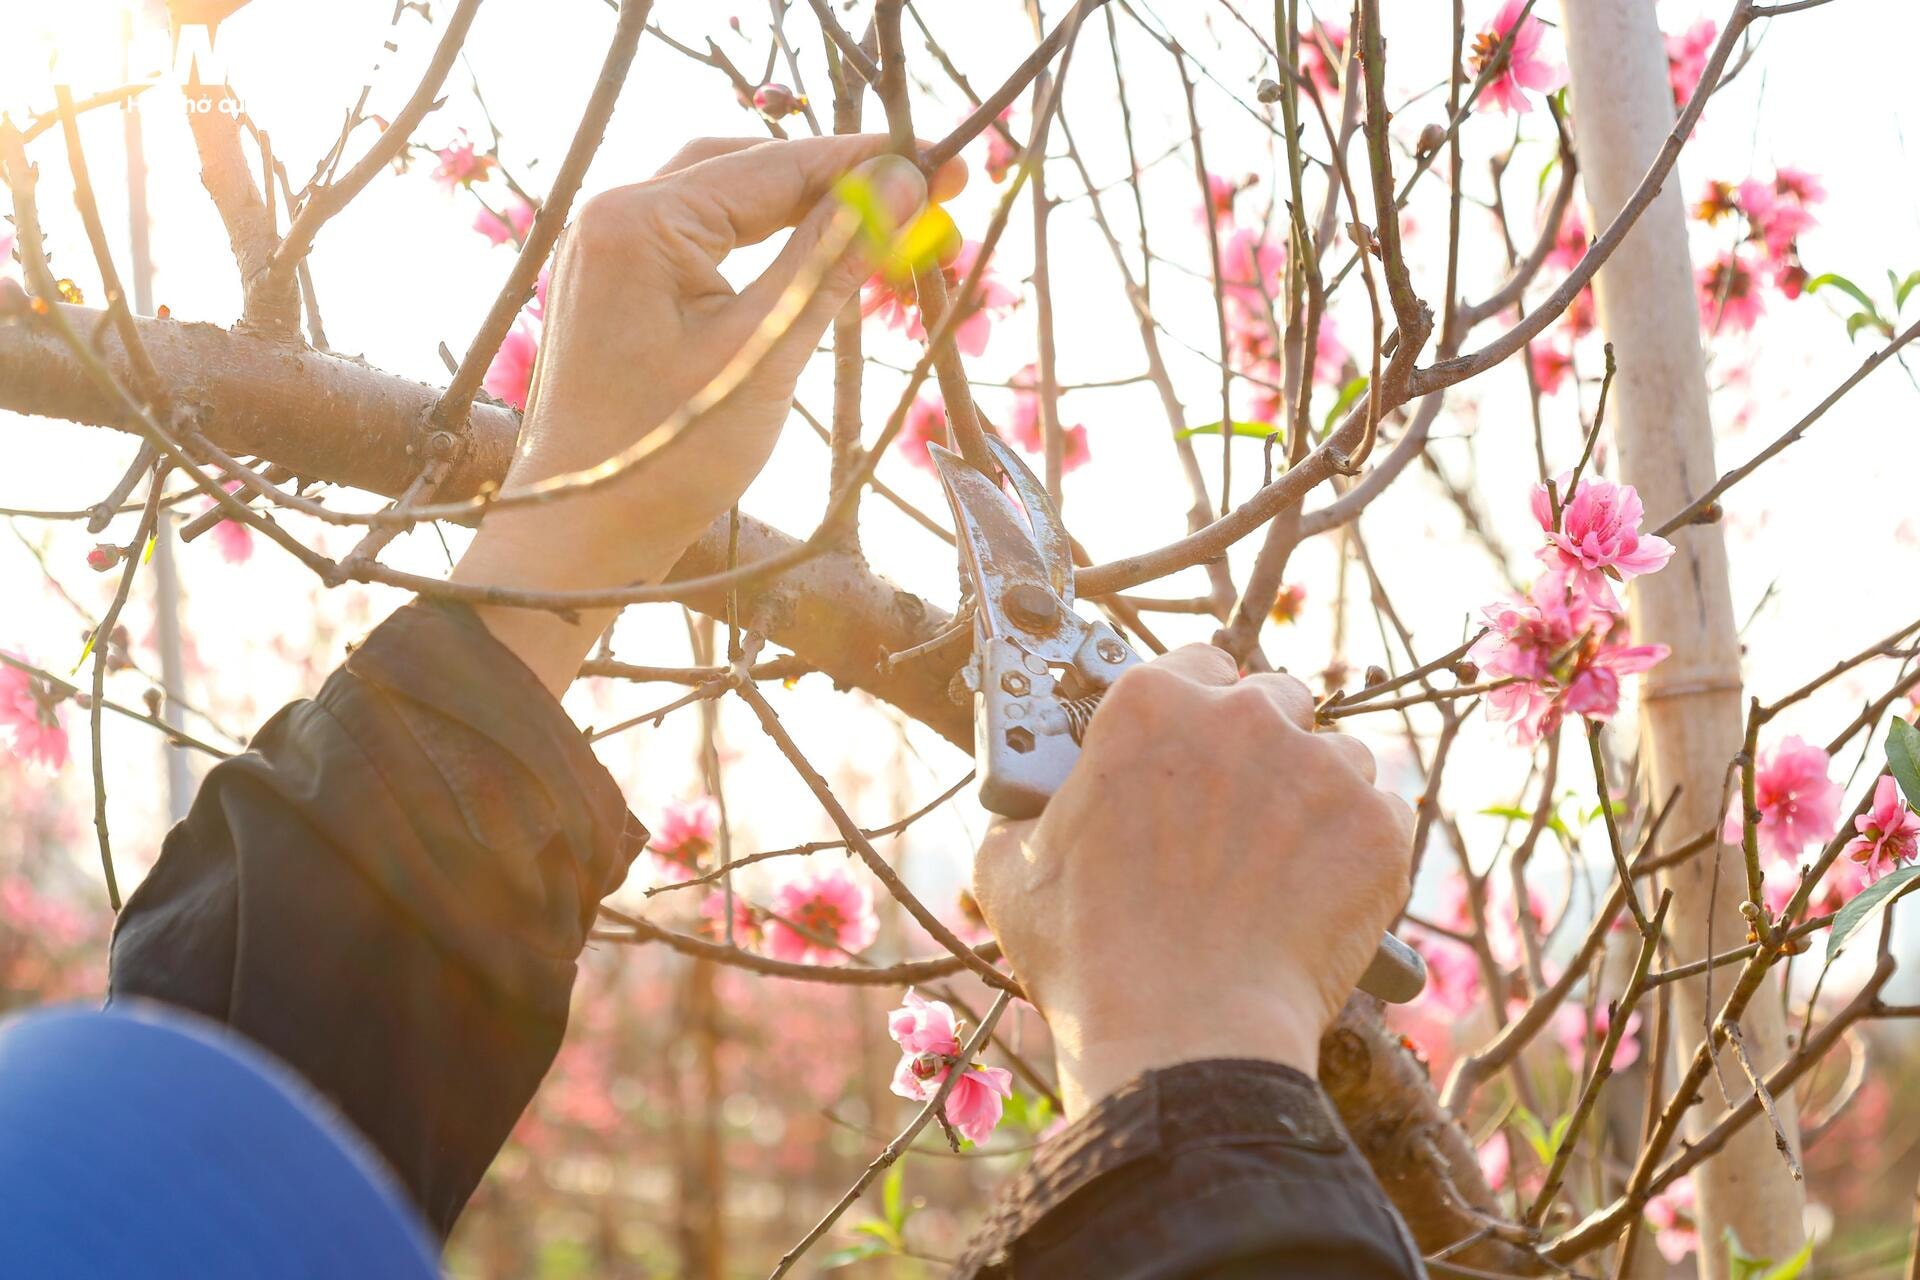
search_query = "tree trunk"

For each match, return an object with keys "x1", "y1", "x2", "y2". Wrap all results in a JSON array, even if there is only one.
[{"x1": 1557, "y1": 3, "x2": 1805, "y2": 1273}]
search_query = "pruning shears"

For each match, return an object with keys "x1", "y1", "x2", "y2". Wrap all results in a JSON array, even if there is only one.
[{"x1": 929, "y1": 435, "x2": 1427, "y2": 1005}]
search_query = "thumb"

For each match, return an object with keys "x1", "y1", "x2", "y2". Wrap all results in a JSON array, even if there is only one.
[{"x1": 729, "y1": 153, "x2": 928, "y2": 385}]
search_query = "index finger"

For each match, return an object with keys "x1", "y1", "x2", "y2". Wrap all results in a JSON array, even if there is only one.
[{"x1": 655, "y1": 133, "x2": 969, "y2": 257}]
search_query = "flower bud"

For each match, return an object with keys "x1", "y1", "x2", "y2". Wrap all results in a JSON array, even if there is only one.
[
  {"x1": 1415, "y1": 122, "x2": 1447, "y2": 158},
  {"x1": 86, "y1": 543, "x2": 122, "y2": 573},
  {"x1": 1450, "y1": 659, "x2": 1480, "y2": 684},
  {"x1": 752, "y1": 83, "x2": 805, "y2": 120},
  {"x1": 911, "y1": 1052, "x2": 943, "y2": 1081},
  {"x1": 1255, "y1": 78, "x2": 1283, "y2": 104},
  {"x1": 1364, "y1": 664, "x2": 1388, "y2": 688}
]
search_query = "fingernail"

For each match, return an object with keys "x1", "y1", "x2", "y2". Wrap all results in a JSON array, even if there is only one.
[{"x1": 862, "y1": 154, "x2": 928, "y2": 228}]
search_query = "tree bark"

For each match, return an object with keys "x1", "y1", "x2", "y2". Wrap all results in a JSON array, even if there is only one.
[
  {"x1": 1557, "y1": 3, "x2": 1805, "y2": 1273},
  {"x1": 0, "y1": 305, "x2": 969, "y2": 747}
]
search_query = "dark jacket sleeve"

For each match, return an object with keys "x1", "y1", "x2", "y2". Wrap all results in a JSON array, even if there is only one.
[
  {"x1": 956, "y1": 1059, "x2": 1426, "y2": 1279},
  {"x1": 107, "y1": 600, "x2": 647, "y2": 1239}
]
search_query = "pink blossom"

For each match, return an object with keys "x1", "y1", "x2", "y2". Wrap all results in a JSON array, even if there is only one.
[
  {"x1": 699, "y1": 890, "x2": 763, "y2": 948},
  {"x1": 1529, "y1": 475, "x2": 1675, "y2": 603},
  {"x1": 1766, "y1": 852, "x2": 1872, "y2": 920},
  {"x1": 431, "y1": 136, "x2": 494, "y2": 189},
  {"x1": 1697, "y1": 250, "x2": 1765, "y2": 333},
  {"x1": 1773, "y1": 166, "x2": 1826, "y2": 206},
  {"x1": 1220, "y1": 227, "x2": 1284, "y2": 335},
  {"x1": 0, "y1": 659, "x2": 69, "y2": 771},
  {"x1": 1563, "y1": 286, "x2": 1596, "y2": 339},
  {"x1": 863, "y1": 240, "x2": 1018, "y2": 358},
  {"x1": 1737, "y1": 179, "x2": 1816, "y2": 258},
  {"x1": 1470, "y1": 574, "x2": 1668, "y2": 743},
  {"x1": 483, "y1": 322, "x2": 538, "y2": 411},
  {"x1": 1545, "y1": 208, "x2": 1586, "y2": 273},
  {"x1": 1553, "y1": 1003, "x2": 1641, "y2": 1071},
  {"x1": 1297, "y1": 22, "x2": 1347, "y2": 99},
  {"x1": 651, "y1": 796, "x2": 719, "y2": 876},
  {"x1": 529, "y1": 266, "x2": 550, "y2": 320},
  {"x1": 766, "y1": 864, "x2": 878, "y2": 964},
  {"x1": 193, "y1": 480, "x2": 253, "y2": 564},
  {"x1": 1007, "y1": 365, "x2": 1091, "y2": 473},
  {"x1": 1664, "y1": 20, "x2": 1717, "y2": 110},
  {"x1": 1313, "y1": 312, "x2": 1349, "y2": 383},
  {"x1": 1644, "y1": 1178, "x2": 1698, "y2": 1264},
  {"x1": 984, "y1": 109, "x2": 1020, "y2": 183},
  {"x1": 1413, "y1": 937, "x2": 1483, "y2": 1020},
  {"x1": 1470, "y1": 0, "x2": 1564, "y2": 116},
  {"x1": 211, "y1": 518, "x2": 254, "y2": 564},
  {"x1": 886, "y1": 989, "x2": 1014, "y2": 1145},
  {"x1": 894, "y1": 395, "x2": 948, "y2": 470},
  {"x1": 1844, "y1": 775, "x2": 1920, "y2": 873},
  {"x1": 1477, "y1": 1135, "x2": 1510, "y2": 1191},
  {"x1": 1198, "y1": 172, "x2": 1240, "y2": 226},
  {"x1": 1723, "y1": 736, "x2": 1842, "y2": 861},
  {"x1": 1269, "y1": 581, "x2": 1307, "y2": 625},
  {"x1": 1530, "y1": 343, "x2": 1572, "y2": 395},
  {"x1": 474, "y1": 195, "x2": 535, "y2": 248}
]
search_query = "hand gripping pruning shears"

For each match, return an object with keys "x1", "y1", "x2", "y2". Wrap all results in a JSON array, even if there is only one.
[{"x1": 929, "y1": 435, "x2": 1426, "y2": 1004}]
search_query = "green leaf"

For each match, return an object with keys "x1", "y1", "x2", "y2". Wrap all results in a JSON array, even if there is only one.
[
  {"x1": 1480, "y1": 804, "x2": 1533, "y2": 823},
  {"x1": 852, "y1": 1221, "x2": 895, "y2": 1243},
  {"x1": 1805, "y1": 271, "x2": 1879, "y2": 315},
  {"x1": 1510, "y1": 1106, "x2": 1554, "y2": 1164},
  {"x1": 882, "y1": 1163, "x2": 904, "y2": 1231},
  {"x1": 1825, "y1": 864, "x2": 1920, "y2": 961},
  {"x1": 1845, "y1": 310, "x2": 1891, "y2": 343},
  {"x1": 1887, "y1": 719, "x2": 1920, "y2": 811},
  {"x1": 1535, "y1": 153, "x2": 1559, "y2": 199},
  {"x1": 1723, "y1": 1229, "x2": 1815, "y2": 1280},
  {"x1": 1545, "y1": 1111, "x2": 1574, "y2": 1156},
  {"x1": 1321, "y1": 375, "x2": 1370, "y2": 436},
  {"x1": 1176, "y1": 419, "x2": 1283, "y2": 441},
  {"x1": 1894, "y1": 269, "x2": 1920, "y2": 312},
  {"x1": 819, "y1": 1242, "x2": 888, "y2": 1270},
  {"x1": 1763, "y1": 1238, "x2": 1815, "y2": 1280}
]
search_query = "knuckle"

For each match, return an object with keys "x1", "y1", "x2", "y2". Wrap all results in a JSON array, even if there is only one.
[
  {"x1": 570, "y1": 190, "x2": 636, "y2": 255},
  {"x1": 1102, "y1": 662, "x2": 1186, "y2": 719}
]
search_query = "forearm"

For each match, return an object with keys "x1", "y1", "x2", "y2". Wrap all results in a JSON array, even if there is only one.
[{"x1": 107, "y1": 599, "x2": 647, "y2": 1236}]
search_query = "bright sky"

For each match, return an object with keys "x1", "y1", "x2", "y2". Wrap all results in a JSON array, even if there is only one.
[{"x1": 3, "y1": 0, "x2": 1918, "y2": 981}]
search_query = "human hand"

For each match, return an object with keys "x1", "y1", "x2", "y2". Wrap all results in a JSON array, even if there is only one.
[
  {"x1": 970, "y1": 644, "x2": 1415, "y2": 1116},
  {"x1": 453, "y1": 136, "x2": 966, "y2": 692}
]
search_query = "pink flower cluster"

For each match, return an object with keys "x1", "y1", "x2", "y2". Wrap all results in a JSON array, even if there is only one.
[
  {"x1": 1721, "y1": 736, "x2": 1911, "y2": 921},
  {"x1": 1529, "y1": 212, "x2": 1599, "y2": 395},
  {"x1": 767, "y1": 864, "x2": 879, "y2": 965},
  {"x1": 1693, "y1": 168, "x2": 1823, "y2": 333},
  {"x1": 1469, "y1": 0, "x2": 1564, "y2": 116},
  {"x1": 426, "y1": 134, "x2": 545, "y2": 408},
  {"x1": 1296, "y1": 21, "x2": 1346, "y2": 100},
  {"x1": 1198, "y1": 177, "x2": 1349, "y2": 426},
  {"x1": 1664, "y1": 20, "x2": 1718, "y2": 111},
  {"x1": 894, "y1": 375, "x2": 1091, "y2": 474},
  {"x1": 651, "y1": 797, "x2": 720, "y2": 878},
  {"x1": 0, "y1": 658, "x2": 69, "y2": 771},
  {"x1": 862, "y1": 239, "x2": 1019, "y2": 359},
  {"x1": 1468, "y1": 476, "x2": 1672, "y2": 743},
  {"x1": 886, "y1": 989, "x2": 1013, "y2": 1145}
]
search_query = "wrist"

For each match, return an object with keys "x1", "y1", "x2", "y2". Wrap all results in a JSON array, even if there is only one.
[
  {"x1": 1046, "y1": 988, "x2": 1323, "y2": 1119},
  {"x1": 450, "y1": 503, "x2": 698, "y2": 698}
]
